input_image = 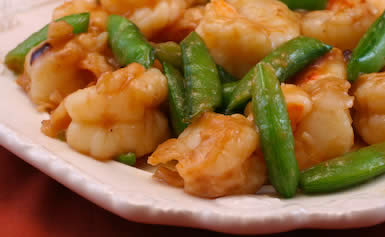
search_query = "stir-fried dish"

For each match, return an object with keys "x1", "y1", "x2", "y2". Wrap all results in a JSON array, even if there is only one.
[{"x1": 5, "y1": 0, "x2": 385, "y2": 199}]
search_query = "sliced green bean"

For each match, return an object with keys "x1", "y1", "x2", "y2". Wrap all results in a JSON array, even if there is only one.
[
  {"x1": 279, "y1": 0, "x2": 328, "y2": 10},
  {"x1": 252, "y1": 63, "x2": 299, "y2": 198},
  {"x1": 107, "y1": 15, "x2": 154, "y2": 68},
  {"x1": 155, "y1": 42, "x2": 183, "y2": 70},
  {"x1": 163, "y1": 62, "x2": 189, "y2": 136},
  {"x1": 5, "y1": 13, "x2": 90, "y2": 74},
  {"x1": 181, "y1": 32, "x2": 222, "y2": 120},
  {"x1": 347, "y1": 11, "x2": 385, "y2": 82},
  {"x1": 300, "y1": 142, "x2": 385, "y2": 194},
  {"x1": 226, "y1": 36, "x2": 332, "y2": 113}
]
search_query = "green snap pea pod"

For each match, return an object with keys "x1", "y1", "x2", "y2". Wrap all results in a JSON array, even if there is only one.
[
  {"x1": 300, "y1": 143, "x2": 385, "y2": 194},
  {"x1": 347, "y1": 11, "x2": 385, "y2": 82},
  {"x1": 226, "y1": 67, "x2": 256, "y2": 114},
  {"x1": 217, "y1": 66, "x2": 238, "y2": 113},
  {"x1": 107, "y1": 15, "x2": 155, "y2": 68},
  {"x1": 226, "y1": 36, "x2": 332, "y2": 113},
  {"x1": 279, "y1": 0, "x2": 328, "y2": 10},
  {"x1": 222, "y1": 81, "x2": 238, "y2": 110},
  {"x1": 154, "y1": 42, "x2": 237, "y2": 84},
  {"x1": 5, "y1": 13, "x2": 90, "y2": 74},
  {"x1": 117, "y1": 153, "x2": 137, "y2": 166},
  {"x1": 216, "y1": 81, "x2": 239, "y2": 114},
  {"x1": 155, "y1": 42, "x2": 183, "y2": 70},
  {"x1": 163, "y1": 62, "x2": 189, "y2": 135},
  {"x1": 217, "y1": 65, "x2": 238, "y2": 83},
  {"x1": 181, "y1": 32, "x2": 222, "y2": 120},
  {"x1": 252, "y1": 63, "x2": 299, "y2": 198}
]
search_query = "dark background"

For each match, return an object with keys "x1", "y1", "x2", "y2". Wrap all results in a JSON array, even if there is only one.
[{"x1": 1, "y1": 146, "x2": 384, "y2": 237}]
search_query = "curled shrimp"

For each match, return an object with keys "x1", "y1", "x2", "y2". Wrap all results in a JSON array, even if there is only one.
[
  {"x1": 352, "y1": 72, "x2": 385, "y2": 145},
  {"x1": 294, "y1": 49, "x2": 354, "y2": 170},
  {"x1": 196, "y1": 0, "x2": 300, "y2": 78},
  {"x1": 53, "y1": 0, "x2": 99, "y2": 19},
  {"x1": 24, "y1": 41, "x2": 90, "y2": 111},
  {"x1": 153, "y1": 5, "x2": 206, "y2": 42},
  {"x1": 368, "y1": 0, "x2": 385, "y2": 13},
  {"x1": 43, "y1": 63, "x2": 170, "y2": 160},
  {"x1": 22, "y1": 25, "x2": 114, "y2": 111},
  {"x1": 100, "y1": 0, "x2": 196, "y2": 39},
  {"x1": 301, "y1": 0, "x2": 380, "y2": 50},
  {"x1": 53, "y1": 0, "x2": 109, "y2": 32},
  {"x1": 148, "y1": 112, "x2": 266, "y2": 198}
]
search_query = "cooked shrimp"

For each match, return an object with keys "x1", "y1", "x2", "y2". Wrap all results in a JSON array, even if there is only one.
[
  {"x1": 41, "y1": 101, "x2": 72, "y2": 138},
  {"x1": 196, "y1": 0, "x2": 300, "y2": 78},
  {"x1": 24, "y1": 42, "x2": 91, "y2": 111},
  {"x1": 53, "y1": 0, "x2": 99, "y2": 19},
  {"x1": 99, "y1": 0, "x2": 157, "y2": 14},
  {"x1": 352, "y1": 72, "x2": 385, "y2": 145},
  {"x1": 53, "y1": 0, "x2": 109, "y2": 32},
  {"x1": 368, "y1": 0, "x2": 385, "y2": 13},
  {"x1": 153, "y1": 6, "x2": 205, "y2": 42},
  {"x1": 294, "y1": 49, "x2": 354, "y2": 170},
  {"x1": 23, "y1": 24, "x2": 114, "y2": 111},
  {"x1": 301, "y1": 0, "x2": 379, "y2": 50},
  {"x1": 64, "y1": 63, "x2": 170, "y2": 160},
  {"x1": 245, "y1": 84, "x2": 313, "y2": 133},
  {"x1": 148, "y1": 112, "x2": 267, "y2": 198},
  {"x1": 100, "y1": 0, "x2": 195, "y2": 39}
]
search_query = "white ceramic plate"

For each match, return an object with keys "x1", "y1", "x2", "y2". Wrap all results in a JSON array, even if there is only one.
[{"x1": 1, "y1": 1, "x2": 385, "y2": 235}]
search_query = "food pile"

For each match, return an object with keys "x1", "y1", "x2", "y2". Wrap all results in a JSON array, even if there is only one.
[{"x1": 5, "y1": 0, "x2": 385, "y2": 198}]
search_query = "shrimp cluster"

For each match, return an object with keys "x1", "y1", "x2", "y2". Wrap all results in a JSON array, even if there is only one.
[{"x1": 7, "y1": 0, "x2": 385, "y2": 199}]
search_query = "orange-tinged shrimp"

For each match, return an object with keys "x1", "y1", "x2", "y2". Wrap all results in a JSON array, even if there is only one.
[
  {"x1": 352, "y1": 72, "x2": 385, "y2": 145},
  {"x1": 53, "y1": 0, "x2": 99, "y2": 19},
  {"x1": 41, "y1": 101, "x2": 72, "y2": 138},
  {"x1": 368, "y1": 0, "x2": 385, "y2": 12},
  {"x1": 100, "y1": 0, "x2": 155, "y2": 14},
  {"x1": 294, "y1": 49, "x2": 354, "y2": 170},
  {"x1": 53, "y1": 0, "x2": 109, "y2": 32},
  {"x1": 153, "y1": 6, "x2": 205, "y2": 42},
  {"x1": 148, "y1": 112, "x2": 266, "y2": 198},
  {"x1": 100, "y1": 0, "x2": 196, "y2": 39},
  {"x1": 23, "y1": 30, "x2": 113, "y2": 111},
  {"x1": 301, "y1": 0, "x2": 379, "y2": 50},
  {"x1": 24, "y1": 41, "x2": 90, "y2": 111},
  {"x1": 196, "y1": 0, "x2": 300, "y2": 78},
  {"x1": 51, "y1": 63, "x2": 171, "y2": 160}
]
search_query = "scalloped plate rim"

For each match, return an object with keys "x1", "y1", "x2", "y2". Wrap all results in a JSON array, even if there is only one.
[{"x1": 2, "y1": 0, "x2": 385, "y2": 234}]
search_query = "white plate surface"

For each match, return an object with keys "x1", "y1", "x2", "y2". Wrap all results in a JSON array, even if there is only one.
[{"x1": 1, "y1": 1, "x2": 385, "y2": 235}]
